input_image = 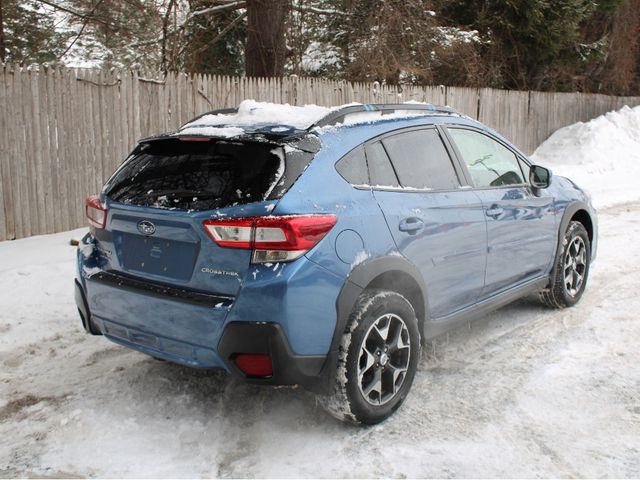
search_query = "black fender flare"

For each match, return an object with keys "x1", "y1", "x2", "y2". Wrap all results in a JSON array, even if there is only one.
[
  {"x1": 557, "y1": 201, "x2": 591, "y2": 250},
  {"x1": 559, "y1": 201, "x2": 589, "y2": 236},
  {"x1": 549, "y1": 200, "x2": 592, "y2": 279},
  {"x1": 339, "y1": 255, "x2": 429, "y2": 334},
  {"x1": 315, "y1": 255, "x2": 428, "y2": 393}
]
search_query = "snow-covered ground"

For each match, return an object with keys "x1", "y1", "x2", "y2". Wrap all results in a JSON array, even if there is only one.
[{"x1": 1, "y1": 106, "x2": 640, "y2": 478}]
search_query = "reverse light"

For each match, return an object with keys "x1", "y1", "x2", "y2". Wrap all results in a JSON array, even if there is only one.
[
  {"x1": 85, "y1": 195, "x2": 107, "y2": 229},
  {"x1": 204, "y1": 218, "x2": 253, "y2": 248},
  {"x1": 234, "y1": 354, "x2": 273, "y2": 377},
  {"x1": 203, "y1": 215, "x2": 337, "y2": 263}
]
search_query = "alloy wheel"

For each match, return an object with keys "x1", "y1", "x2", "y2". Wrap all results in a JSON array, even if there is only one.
[
  {"x1": 357, "y1": 313, "x2": 411, "y2": 406},
  {"x1": 564, "y1": 236, "x2": 587, "y2": 297}
]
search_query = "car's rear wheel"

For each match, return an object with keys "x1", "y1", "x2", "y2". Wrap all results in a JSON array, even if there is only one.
[
  {"x1": 540, "y1": 221, "x2": 591, "y2": 308},
  {"x1": 319, "y1": 289, "x2": 421, "y2": 425}
]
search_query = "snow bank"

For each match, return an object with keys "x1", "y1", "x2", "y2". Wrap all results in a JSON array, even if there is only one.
[
  {"x1": 181, "y1": 99, "x2": 331, "y2": 131},
  {"x1": 531, "y1": 105, "x2": 640, "y2": 208}
]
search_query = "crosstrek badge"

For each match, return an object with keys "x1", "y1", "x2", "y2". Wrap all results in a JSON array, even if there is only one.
[{"x1": 201, "y1": 267, "x2": 239, "y2": 277}]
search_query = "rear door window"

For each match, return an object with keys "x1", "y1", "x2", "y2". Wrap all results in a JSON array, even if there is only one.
[
  {"x1": 105, "y1": 138, "x2": 311, "y2": 211},
  {"x1": 365, "y1": 142, "x2": 400, "y2": 187},
  {"x1": 381, "y1": 129, "x2": 460, "y2": 190}
]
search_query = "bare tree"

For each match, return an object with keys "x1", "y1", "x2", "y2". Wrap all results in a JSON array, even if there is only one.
[
  {"x1": 161, "y1": 0, "x2": 176, "y2": 72},
  {"x1": 245, "y1": 0, "x2": 288, "y2": 77}
]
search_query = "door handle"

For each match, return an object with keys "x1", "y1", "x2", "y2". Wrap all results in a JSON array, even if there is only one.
[
  {"x1": 485, "y1": 205, "x2": 504, "y2": 218},
  {"x1": 399, "y1": 217, "x2": 424, "y2": 234}
]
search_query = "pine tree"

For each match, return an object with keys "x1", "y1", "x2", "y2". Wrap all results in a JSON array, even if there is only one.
[
  {"x1": 1, "y1": 0, "x2": 70, "y2": 64},
  {"x1": 180, "y1": 0, "x2": 246, "y2": 75},
  {"x1": 435, "y1": 0, "x2": 625, "y2": 91},
  {"x1": 62, "y1": 0, "x2": 163, "y2": 69}
]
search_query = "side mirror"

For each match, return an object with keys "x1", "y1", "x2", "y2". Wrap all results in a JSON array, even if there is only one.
[{"x1": 530, "y1": 165, "x2": 552, "y2": 189}]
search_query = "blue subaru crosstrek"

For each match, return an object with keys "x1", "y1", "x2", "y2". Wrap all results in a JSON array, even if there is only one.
[{"x1": 75, "y1": 102, "x2": 597, "y2": 424}]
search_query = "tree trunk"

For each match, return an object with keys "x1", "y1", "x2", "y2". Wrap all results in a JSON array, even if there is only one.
[
  {"x1": 0, "y1": 0, "x2": 6, "y2": 63},
  {"x1": 245, "y1": 0, "x2": 288, "y2": 77},
  {"x1": 160, "y1": 0, "x2": 176, "y2": 73}
]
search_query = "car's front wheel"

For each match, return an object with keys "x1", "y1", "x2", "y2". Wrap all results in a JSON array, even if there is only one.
[
  {"x1": 320, "y1": 290, "x2": 421, "y2": 425},
  {"x1": 540, "y1": 220, "x2": 591, "y2": 308}
]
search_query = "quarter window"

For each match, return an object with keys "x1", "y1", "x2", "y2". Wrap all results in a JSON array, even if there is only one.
[
  {"x1": 448, "y1": 128, "x2": 525, "y2": 188},
  {"x1": 335, "y1": 146, "x2": 369, "y2": 185},
  {"x1": 381, "y1": 129, "x2": 460, "y2": 190}
]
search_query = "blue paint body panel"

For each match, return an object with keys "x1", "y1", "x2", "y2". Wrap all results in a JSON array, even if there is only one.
[
  {"x1": 76, "y1": 111, "x2": 598, "y2": 375},
  {"x1": 472, "y1": 186, "x2": 557, "y2": 297},
  {"x1": 372, "y1": 188, "x2": 487, "y2": 318}
]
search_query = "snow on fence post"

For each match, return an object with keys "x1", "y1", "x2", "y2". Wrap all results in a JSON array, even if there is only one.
[
  {"x1": 288, "y1": 74, "x2": 298, "y2": 105},
  {"x1": 371, "y1": 81, "x2": 380, "y2": 104},
  {"x1": 0, "y1": 66, "x2": 639, "y2": 240}
]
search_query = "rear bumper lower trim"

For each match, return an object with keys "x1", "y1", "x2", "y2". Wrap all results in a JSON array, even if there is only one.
[
  {"x1": 89, "y1": 270, "x2": 233, "y2": 308},
  {"x1": 218, "y1": 322, "x2": 328, "y2": 393}
]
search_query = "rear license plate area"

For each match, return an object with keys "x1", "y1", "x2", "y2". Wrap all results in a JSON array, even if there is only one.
[{"x1": 120, "y1": 233, "x2": 198, "y2": 280}]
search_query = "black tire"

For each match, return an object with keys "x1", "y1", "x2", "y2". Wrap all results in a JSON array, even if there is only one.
[
  {"x1": 540, "y1": 221, "x2": 591, "y2": 308},
  {"x1": 319, "y1": 289, "x2": 421, "y2": 425}
]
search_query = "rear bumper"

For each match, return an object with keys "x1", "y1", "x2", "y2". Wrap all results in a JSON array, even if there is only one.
[{"x1": 74, "y1": 275, "x2": 329, "y2": 390}]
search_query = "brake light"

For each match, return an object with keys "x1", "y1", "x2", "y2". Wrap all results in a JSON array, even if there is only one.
[
  {"x1": 85, "y1": 195, "x2": 107, "y2": 229},
  {"x1": 203, "y1": 215, "x2": 337, "y2": 263},
  {"x1": 234, "y1": 354, "x2": 273, "y2": 377},
  {"x1": 178, "y1": 136, "x2": 211, "y2": 142}
]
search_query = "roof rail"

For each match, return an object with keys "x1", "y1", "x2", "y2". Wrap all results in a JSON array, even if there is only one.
[{"x1": 310, "y1": 103, "x2": 459, "y2": 129}]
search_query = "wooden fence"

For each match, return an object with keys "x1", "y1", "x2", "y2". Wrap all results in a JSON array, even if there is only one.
[{"x1": 1, "y1": 65, "x2": 639, "y2": 240}]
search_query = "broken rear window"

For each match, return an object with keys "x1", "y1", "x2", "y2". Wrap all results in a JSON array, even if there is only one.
[{"x1": 105, "y1": 137, "x2": 315, "y2": 211}]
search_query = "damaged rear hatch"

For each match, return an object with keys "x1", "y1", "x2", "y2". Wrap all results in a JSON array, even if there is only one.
[{"x1": 80, "y1": 126, "x2": 320, "y2": 363}]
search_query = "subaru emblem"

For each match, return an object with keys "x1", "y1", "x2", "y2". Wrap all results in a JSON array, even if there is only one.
[{"x1": 137, "y1": 220, "x2": 156, "y2": 235}]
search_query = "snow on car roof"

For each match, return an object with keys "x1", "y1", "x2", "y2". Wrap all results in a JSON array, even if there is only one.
[
  {"x1": 180, "y1": 99, "x2": 333, "y2": 132},
  {"x1": 176, "y1": 100, "x2": 452, "y2": 139}
]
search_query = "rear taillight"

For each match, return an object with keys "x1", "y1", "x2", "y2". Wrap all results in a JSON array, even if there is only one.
[
  {"x1": 85, "y1": 195, "x2": 107, "y2": 229},
  {"x1": 203, "y1": 218, "x2": 253, "y2": 248},
  {"x1": 203, "y1": 215, "x2": 337, "y2": 263}
]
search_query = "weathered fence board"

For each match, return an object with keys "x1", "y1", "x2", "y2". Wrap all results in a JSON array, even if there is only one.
[
  {"x1": 479, "y1": 88, "x2": 529, "y2": 153},
  {"x1": 0, "y1": 66, "x2": 8, "y2": 241},
  {"x1": 446, "y1": 87, "x2": 479, "y2": 119},
  {"x1": 1, "y1": 65, "x2": 639, "y2": 240}
]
